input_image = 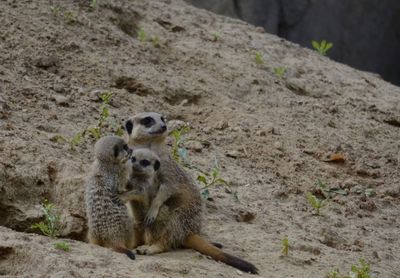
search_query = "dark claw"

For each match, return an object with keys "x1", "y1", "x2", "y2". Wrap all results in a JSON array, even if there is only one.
[{"x1": 144, "y1": 216, "x2": 155, "y2": 227}]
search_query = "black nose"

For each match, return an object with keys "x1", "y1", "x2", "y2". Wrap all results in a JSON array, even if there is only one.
[{"x1": 160, "y1": 125, "x2": 167, "y2": 131}]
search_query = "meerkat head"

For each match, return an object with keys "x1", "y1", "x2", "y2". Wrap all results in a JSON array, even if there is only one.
[
  {"x1": 128, "y1": 148, "x2": 161, "y2": 177},
  {"x1": 124, "y1": 112, "x2": 167, "y2": 145},
  {"x1": 94, "y1": 136, "x2": 132, "y2": 164}
]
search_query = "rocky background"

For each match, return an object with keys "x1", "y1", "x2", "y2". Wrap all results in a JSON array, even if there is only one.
[
  {"x1": 186, "y1": 0, "x2": 400, "y2": 86},
  {"x1": 0, "y1": 0, "x2": 399, "y2": 277}
]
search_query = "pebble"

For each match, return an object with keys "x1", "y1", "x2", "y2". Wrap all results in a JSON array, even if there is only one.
[
  {"x1": 52, "y1": 94, "x2": 70, "y2": 107},
  {"x1": 214, "y1": 120, "x2": 229, "y2": 130},
  {"x1": 34, "y1": 55, "x2": 59, "y2": 69}
]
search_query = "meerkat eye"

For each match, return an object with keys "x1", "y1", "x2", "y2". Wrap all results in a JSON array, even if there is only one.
[
  {"x1": 125, "y1": 120, "x2": 134, "y2": 134},
  {"x1": 139, "y1": 160, "x2": 151, "y2": 167},
  {"x1": 140, "y1": 117, "x2": 155, "y2": 127},
  {"x1": 131, "y1": 157, "x2": 136, "y2": 163}
]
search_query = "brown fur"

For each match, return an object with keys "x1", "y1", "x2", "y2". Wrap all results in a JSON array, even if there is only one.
[{"x1": 123, "y1": 113, "x2": 258, "y2": 273}]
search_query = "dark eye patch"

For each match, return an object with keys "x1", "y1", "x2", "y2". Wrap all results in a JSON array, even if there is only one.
[
  {"x1": 113, "y1": 145, "x2": 119, "y2": 158},
  {"x1": 154, "y1": 160, "x2": 160, "y2": 171},
  {"x1": 125, "y1": 120, "x2": 133, "y2": 134},
  {"x1": 131, "y1": 156, "x2": 136, "y2": 163},
  {"x1": 139, "y1": 159, "x2": 151, "y2": 167},
  {"x1": 140, "y1": 117, "x2": 155, "y2": 127},
  {"x1": 161, "y1": 116, "x2": 165, "y2": 123}
]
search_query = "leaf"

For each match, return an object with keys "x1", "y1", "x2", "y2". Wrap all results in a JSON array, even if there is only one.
[
  {"x1": 328, "y1": 188, "x2": 348, "y2": 196},
  {"x1": 197, "y1": 175, "x2": 207, "y2": 186},
  {"x1": 321, "y1": 40, "x2": 327, "y2": 48},
  {"x1": 312, "y1": 40, "x2": 319, "y2": 50},
  {"x1": 50, "y1": 135, "x2": 67, "y2": 144},
  {"x1": 211, "y1": 168, "x2": 219, "y2": 178},
  {"x1": 201, "y1": 189, "x2": 210, "y2": 200},
  {"x1": 364, "y1": 188, "x2": 375, "y2": 197},
  {"x1": 326, "y1": 42, "x2": 333, "y2": 51}
]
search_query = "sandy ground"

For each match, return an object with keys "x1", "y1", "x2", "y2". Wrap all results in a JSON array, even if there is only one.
[{"x1": 0, "y1": 0, "x2": 399, "y2": 277}]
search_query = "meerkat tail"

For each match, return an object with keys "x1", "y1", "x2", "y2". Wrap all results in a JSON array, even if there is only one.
[
  {"x1": 183, "y1": 234, "x2": 258, "y2": 274},
  {"x1": 113, "y1": 246, "x2": 136, "y2": 260}
]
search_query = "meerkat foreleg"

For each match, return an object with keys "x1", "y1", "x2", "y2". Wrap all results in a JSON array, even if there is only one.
[
  {"x1": 144, "y1": 183, "x2": 172, "y2": 226},
  {"x1": 119, "y1": 189, "x2": 146, "y2": 204}
]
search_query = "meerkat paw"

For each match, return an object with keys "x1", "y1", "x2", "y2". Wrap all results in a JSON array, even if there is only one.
[
  {"x1": 144, "y1": 207, "x2": 160, "y2": 226},
  {"x1": 136, "y1": 244, "x2": 163, "y2": 255}
]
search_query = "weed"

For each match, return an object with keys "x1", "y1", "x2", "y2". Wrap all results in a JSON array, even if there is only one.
[
  {"x1": 312, "y1": 40, "x2": 333, "y2": 56},
  {"x1": 307, "y1": 192, "x2": 326, "y2": 215},
  {"x1": 349, "y1": 259, "x2": 371, "y2": 278},
  {"x1": 274, "y1": 67, "x2": 286, "y2": 78},
  {"x1": 64, "y1": 10, "x2": 77, "y2": 25},
  {"x1": 254, "y1": 51, "x2": 265, "y2": 65},
  {"x1": 69, "y1": 132, "x2": 82, "y2": 150},
  {"x1": 151, "y1": 36, "x2": 160, "y2": 47},
  {"x1": 31, "y1": 200, "x2": 61, "y2": 238},
  {"x1": 281, "y1": 236, "x2": 290, "y2": 256},
  {"x1": 315, "y1": 179, "x2": 347, "y2": 197},
  {"x1": 197, "y1": 167, "x2": 228, "y2": 199},
  {"x1": 211, "y1": 31, "x2": 220, "y2": 42},
  {"x1": 138, "y1": 28, "x2": 147, "y2": 42},
  {"x1": 50, "y1": 5, "x2": 61, "y2": 16},
  {"x1": 364, "y1": 188, "x2": 375, "y2": 197},
  {"x1": 87, "y1": 92, "x2": 112, "y2": 139},
  {"x1": 170, "y1": 125, "x2": 191, "y2": 163},
  {"x1": 326, "y1": 268, "x2": 340, "y2": 278},
  {"x1": 54, "y1": 241, "x2": 71, "y2": 252},
  {"x1": 90, "y1": 0, "x2": 98, "y2": 10}
]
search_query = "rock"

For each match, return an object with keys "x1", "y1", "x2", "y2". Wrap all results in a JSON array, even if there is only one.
[
  {"x1": 256, "y1": 130, "x2": 267, "y2": 136},
  {"x1": 319, "y1": 228, "x2": 346, "y2": 248},
  {"x1": 274, "y1": 141, "x2": 283, "y2": 151},
  {"x1": 214, "y1": 120, "x2": 229, "y2": 130},
  {"x1": 167, "y1": 120, "x2": 188, "y2": 131},
  {"x1": 235, "y1": 210, "x2": 256, "y2": 223},
  {"x1": 226, "y1": 150, "x2": 240, "y2": 159},
  {"x1": 52, "y1": 94, "x2": 70, "y2": 107},
  {"x1": 34, "y1": 55, "x2": 59, "y2": 69},
  {"x1": 186, "y1": 141, "x2": 204, "y2": 152},
  {"x1": 88, "y1": 89, "x2": 103, "y2": 102},
  {"x1": 358, "y1": 197, "x2": 377, "y2": 211}
]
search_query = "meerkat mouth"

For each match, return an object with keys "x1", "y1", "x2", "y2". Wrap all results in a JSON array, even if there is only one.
[{"x1": 149, "y1": 128, "x2": 167, "y2": 135}]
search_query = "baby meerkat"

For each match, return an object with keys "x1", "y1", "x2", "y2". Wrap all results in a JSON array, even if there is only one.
[
  {"x1": 123, "y1": 112, "x2": 258, "y2": 274},
  {"x1": 118, "y1": 148, "x2": 165, "y2": 248},
  {"x1": 85, "y1": 136, "x2": 135, "y2": 260}
]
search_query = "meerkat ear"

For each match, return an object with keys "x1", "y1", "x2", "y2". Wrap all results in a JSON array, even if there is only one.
[
  {"x1": 125, "y1": 119, "x2": 134, "y2": 135},
  {"x1": 154, "y1": 160, "x2": 160, "y2": 171}
]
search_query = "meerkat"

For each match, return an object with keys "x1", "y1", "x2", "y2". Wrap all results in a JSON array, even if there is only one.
[
  {"x1": 123, "y1": 112, "x2": 258, "y2": 274},
  {"x1": 118, "y1": 148, "x2": 165, "y2": 248},
  {"x1": 85, "y1": 136, "x2": 135, "y2": 260}
]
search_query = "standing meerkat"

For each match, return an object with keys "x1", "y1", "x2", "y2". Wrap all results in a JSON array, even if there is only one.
[
  {"x1": 85, "y1": 136, "x2": 135, "y2": 260},
  {"x1": 124, "y1": 112, "x2": 258, "y2": 274},
  {"x1": 118, "y1": 148, "x2": 165, "y2": 248}
]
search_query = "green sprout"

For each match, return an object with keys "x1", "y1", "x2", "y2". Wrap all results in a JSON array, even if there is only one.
[
  {"x1": 138, "y1": 28, "x2": 147, "y2": 42},
  {"x1": 151, "y1": 36, "x2": 160, "y2": 47},
  {"x1": 90, "y1": 0, "x2": 98, "y2": 10},
  {"x1": 349, "y1": 259, "x2": 371, "y2": 278},
  {"x1": 170, "y1": 125, "x2": 191, "y2": 164},
  {"x1": 87, "y1": 92, "x2": 113, "y2": 139},
  {"x1": 197, "y1": 167, "x2": 228, "y2": 199},
  {"x1": 281, "y1": 236, "x2": 290, "y2": 256},
  {"x1": 326, "y1": 268, "x2": 340, "y2": 278},
  {"x1": 274, "y1": 67, "x2": 286, "y2": 78},
  {"x1": 211, "y1": 31, "x2": 220, "y2": 42},
  {"x1": 307, "y1": 192, "x2": 326, "y2": 215},
  {"x1": 64, "y1": 10, "x2": 77, "y2": 25},
  {"x1": 69, "y1": 132, "x2": 82, "y2": 150},
  {"x1": 31, "y1": 200, "x2": 61, "y2": 238},
  {"x1": 254, "y1": 51, "x2": 265, "y2": 65},
  {"x1": 312, "y1": 40, "x2": 333, "y2": 56},
  {"x1": 54, "y1": 242, "x2": 71, "y2": 252}
]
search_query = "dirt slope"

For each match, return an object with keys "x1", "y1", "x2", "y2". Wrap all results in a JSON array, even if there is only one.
[{"x1": 0, "y1": 0, "x2": 399, "y2": 277}]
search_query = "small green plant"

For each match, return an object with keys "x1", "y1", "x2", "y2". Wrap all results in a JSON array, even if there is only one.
[
  {"x1": 90, "y1": 0, "x2": 98, "y2": 10},
  {"x1": 281, "y1": 236, "x2": 290, "y2": 256},
  {"x1": 87, "y1": 92, "x2": 113, "y2": 139},
  {"x1": 307, "y1": 192, "x2": 326, "y2": 215},
  {"x1": 50, "y1": 5, "x2": 62, "y2": 16},
  {"x1": 349, "y1": 259, "x2": 371, "y2": 278},
  {"x1": 312, "y1": 40, "x2": 333, "y2": 56},
  {"x1": 54, "y1": 241, "x2": 71, "y2": 252},
  {"x1": 64, "y1": 10, "x2": 77, "y2": 24},
  {"x1": 211, "y1": 31, "x2": 220, "y2": 41},
  {"x1": 170, "y1": 125, "x2": 191, "y2": 163},
  {"x1": 254, "y1": 51, "x2": 265, "y2": 65},
  {"x1": 197, "y1": 168, "x2": 228, "y2": 199},
  {"x1": 326, "y1": 268, "x2": 340, "y2": 278},
  {"x1": 138, "y1": 28, "x2": 147, "y2": 42},
  {"x1": 31, "y1": 200, "x2": 61, "y2": 238},
  {"x1": 69, "y1": 132, "x2": 82, "y2": 150},
  {"x1": 274, "y1": 67, "x2": 286, "y2": 78},
  {"x1": 151, "y1": 35, "x2": 160, "y2": 47}
]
